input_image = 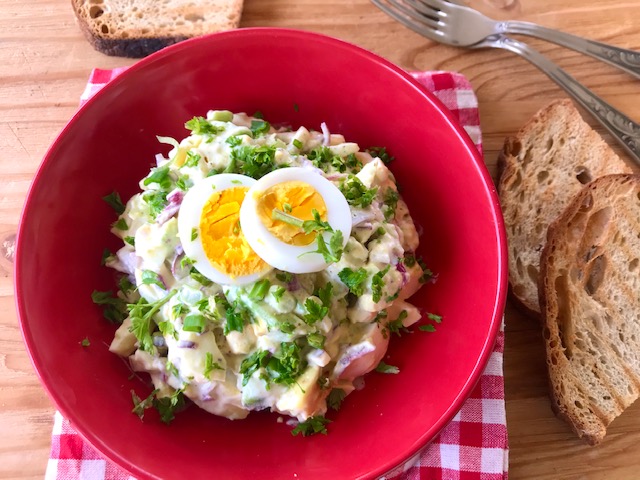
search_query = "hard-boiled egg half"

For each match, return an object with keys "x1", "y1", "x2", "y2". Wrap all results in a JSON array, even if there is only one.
[
  {"x1": 177, "y1": 174, "x2": 272, "y2": 286},
  {"x1": 240, "y1": 167, "x2": 352, "y2": 273}
]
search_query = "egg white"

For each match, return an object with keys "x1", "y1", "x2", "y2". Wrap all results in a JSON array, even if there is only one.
[
  {"x1": 177, "y1": 173, "x2": 272, "y2": 286},
  {"x1": 239, "y1": 167, "x2": 352, "y2": 273}
]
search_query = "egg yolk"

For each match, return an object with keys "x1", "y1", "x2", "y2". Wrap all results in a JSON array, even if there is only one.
[
  {"x1": 199, "y1": 187, "x2": 268, "y2": 278},
  {"x1": 256, "y1": 181, "x2": 328, "y2": 246}
]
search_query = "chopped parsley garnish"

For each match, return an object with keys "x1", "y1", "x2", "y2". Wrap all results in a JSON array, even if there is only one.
[
  {"x1": 80, "y1": 337, "x2": 90, "y2": 347},
  {"x1": 327, "y1": 389, "x2": 346, "y2": 411},
  {"x1": 315, "y1": 282, "x2": 333, "y2": 308},
  {"x1": 223, "y1": 298, "x2": 251, "y2": 335},
  {"x1": 91, "y1": 290, "x2": 127, "y2": 324},
  {"x1": 228, "y1": 144, "x2": 277, "y2": 179},
  {"x1": 143, "y1": 165, "x2": 172, "y2": 190},
  {"x1": 303, "y1": 298, "x2": 328, "y2": 325},
  {"x1": 371, "y1": 266, "x2": 390, "y2": 302},
  {"x1": 307, "y1": 332, "x2": 326, "y2": 349},
  {"x1": 385, "y1": 310, "x2": 409, "y2": 337},
  {"x1": 312, "y1": 230, "x2": 343, "y2": 264},
  {"x1": 124, "y1": 236, "x2": 135, "y2": 246},
  {"x1": 339, "y1": 176, "x2": 377, "y2": 208},
  {"x1": 338, "y1": 267, "x2": 368, "y2": 296},
  {"x1": 403, "y1": 253, "x2": 417, "y2": 267},
  {"x1": 428, "y1": 313, "x2": 443, "y2": 323},
  {"x1": 291, "y1": 416, "x2": 331, "y2": 436},
  {"x1": 190, "y1": 267, "x2": 213, "y2": 286},
  {"x1": 102, "y1": 191, "x2": 125, "y2": 214},
  {"x1": 118, "y1": 275, "x2": 134, "y2": 295},
  {"x1": 307, "y1": 146, "x2": 362, "y2": 173},
  {"x1": 158, "y1": 320, "x2": 177, "y2": 340},
  {"x1": 250, "y1": 119, "x2": 271, "y2": 137},
  {"x1": 185, "y1": 116, "x2": 224, "y2": 136},
  {"x1": 131, "y1": 389, "x2": 156, "y2": 420},
  {"x1": 183, "y1": 151, "x2": 201, "y2": 168},
  {"x1": 204, "y1": 352, "x2": 224, "y2": 378},
  {"x1": 240, "y1": 342, "x2": 305, "y2": 388},
  {"x1": 142, "y1": 190, "x2": 168, "y2": 219},
  {"x1": 275, "y1": 271, "x2": 293, "y2": 283},
  {"x1": 128, "y1": 290, "x2": 178, "y2": 352},
  {"x1": 366, "y1": 146, "x2": 394, "y2": 165},
  {"x1": 249, "y1": 279, "x2": 271, "y2": 301},
  {"x1": 375, "y1": 361, "x2": 400, "y2": 374},
  {"x1": 183, "y1": 313, "x2": 206, "y2": 333},
  {"x1": 383, "y1": 188, "x2": 399, "y2": 220},
  {"x1": 141, "y1": 270, "x2": 164, "y2": 289},
  {"x1": 419, "y1": 324, "x2": 437, "y2": 332},
  {"x1": 113, "y1": 218, "x2": 128, "y2": 231},
  {"x1": 154, "y1": 387, "x2": 186, "y2": 424},
  {"x1": 101, "y1": 248, "x2": 113, "y2": 266},
  {"x1": 176, "y1": 175, "x2": 193, "y2": 191}
]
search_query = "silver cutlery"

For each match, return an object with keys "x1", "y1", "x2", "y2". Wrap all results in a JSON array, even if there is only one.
[{"x1": 372, "y1": 0, "x2": 640, "y2": 165}]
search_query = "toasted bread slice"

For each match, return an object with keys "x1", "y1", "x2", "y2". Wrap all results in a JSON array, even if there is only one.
[
  {"x1": 540, "y1": 174, "x2": 640, "y2": 444},
  {"x1": 497, "y1": 99, "x2": 632, "y2": 317},
  {"x1": 72, "y1": 0, "x2": 244, "y2": 58}
]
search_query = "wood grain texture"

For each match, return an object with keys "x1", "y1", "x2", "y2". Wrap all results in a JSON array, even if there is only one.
[{"x1": 1, "y1": 0, "x2": 640, "y2": 478}]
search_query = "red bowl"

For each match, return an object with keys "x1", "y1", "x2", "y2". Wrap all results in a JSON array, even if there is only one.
[{"x1": 15, "y1": 28, "x2": 506, "y2": 479}]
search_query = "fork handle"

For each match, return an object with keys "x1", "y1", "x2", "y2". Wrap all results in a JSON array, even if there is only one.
[
  {"x1": 501, "y1": 21, "x2": 640, "y2": 80},
  {"x1": 495, "y1": 37, "x2": 640, "y2": 165}
]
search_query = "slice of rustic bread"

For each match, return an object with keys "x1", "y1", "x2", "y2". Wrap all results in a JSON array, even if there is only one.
[
  {"x1": 71, "y1": 0, "x2": 244, "y2": 58},
  {"x1": 540, "y1": 173, "x2": 640, "y2": 444},
  {"x1": 497, "y1": 99, "x2": 632, "y2": 317}
]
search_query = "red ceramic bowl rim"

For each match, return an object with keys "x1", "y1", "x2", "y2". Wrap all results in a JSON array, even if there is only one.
[{"x1": 15, "y1": 27, "x2": 508, "y2": 478}]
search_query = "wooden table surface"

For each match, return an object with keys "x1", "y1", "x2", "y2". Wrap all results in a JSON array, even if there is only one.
[{"x1": 2, "y1": 0, "x2": 640, "y2": 478}]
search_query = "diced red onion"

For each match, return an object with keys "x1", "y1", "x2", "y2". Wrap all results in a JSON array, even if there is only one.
[
  {"x1": 156, "y1": 189, "x2": 184, "y2": 225},
  {"x1": 107, "y1": 249, "x2": 141, "y2": 276},
  {"x1": 177, "y1": 340, "x2": 196, "y2": 349},
  {"x1": 321, "y1": 122, "x2": 330, "y2": 146}
]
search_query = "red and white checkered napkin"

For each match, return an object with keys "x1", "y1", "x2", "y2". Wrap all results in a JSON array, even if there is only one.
[{"x1": 47, "y1": 69, "x2": 507, "y2": 480}]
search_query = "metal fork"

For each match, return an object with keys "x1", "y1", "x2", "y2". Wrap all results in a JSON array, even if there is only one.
[{"x1": 372, "y1": 0, "x2": 640, "y2": 165}]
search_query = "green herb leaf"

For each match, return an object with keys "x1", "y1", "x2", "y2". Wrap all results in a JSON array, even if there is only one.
[
  {"x1": 185, "y1": 116, "x2": 224, "y2": 135},
  {"x1": 239, "y1": 350, "x2": 270, "y2": 386},
  {"x1": 291, "y1": 416, "x2": 331, "y2": 436},
  {"x1": 101, "y1": 248, "x2": 113, "y2": 266},
  {"x1": 183, "y1": 151, "x2": 201, "y2": 168},
  {"x1": 229, "y1": 144, "x2": 277, "y2": 179},
  {"x1": 301, "y1": 209, "x2": 332, "y2": 234},
  {"x1": 303, "y1": 298, "x2": 328, "y2": 325},
  {"x1": 190, "y1": 267, "x2": 213, "y2": 286},
  {"x1": 250, "y1": 119, "x2": 271, "y2": 137},
  {"x1": 204, "y1": 352, "x2": 224, "y2": 378},
  {"x1": 80, "y1": 337, "x2": 90, "y2": 347},
  {"x1": 153, "y1": 387, "x2": 185, "y2": 424},
  {"x1": 113, "y1": 218, "x2": 128, "y2": 231},
  {"x1": 128, "y1": 290, "x2": 178, "y2": 352},
  {"x1": 102, "y1": 191, "x2": 125, "y2": 215},
  {"x1": 143, "y1": 166, "x2": 172, "y2": 190},
  {"x1": 91, "y1": 290, "x2": 127, "y2": 324},
  {"x1": 141, "y1": 270, "x2": 165, "y2": 289},
  {"x1": 316, "y1": 282, "x2": 333, "y2": 308},
  {"x1": 338, "y1": 267, "x2": 368, "y2": 296},
  {"x1": 375, "y1": 361, "x2": 400, "y2": 374},
  {"x1": 383, "y1": 188, "x2": 399, "y2": 220},
  {"x1": 307, "y1": 332, "x2": 325, "y2": 349},
  {"x1": 371, "y1": 266, "x2": 390, "y2": 303},
  {"x1": 339, "y1": 176, "x2": 377, "y2": 208},
  {"x1": 158, "y1": 320, "x2": 178, "y2": 340},
  {"x1": 131, "y1": 389, "x2": 156, "y2": 420},
  {"x1": 366, "y1": 146, "x2": 394, "y2": 165},
  {"x1": 142, "y1": 190, "x2": 168, "y2": 219},
  {"x1": 276, "y1": 271, "x2": 293, "y2": 283},
  {"x1": 327, "y1": 389, "x2": 346, "y2": 411},
  {"x1": 427, "y1": 313, "x2": 442, "y2": 323},
  {"x1": 124, "y1": 236, "x2": 135, "y2": 247},
  {"x1": 419, "y1": 324, "x2": 437, "y2": 332}
]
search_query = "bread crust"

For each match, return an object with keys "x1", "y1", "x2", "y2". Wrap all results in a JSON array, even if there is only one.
[
  {"x1": 71, "y1": 0, "x2": 243, "y2": 58},
  {"x1": 539, "y1": 174, "x2": 640, "y2": 444},
  {"x1": 497, "y1": 99, "x2": 632, "y2": 319}
]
